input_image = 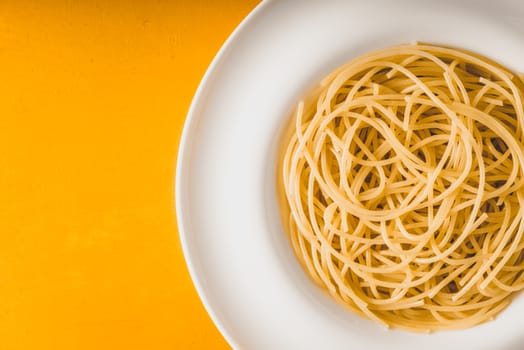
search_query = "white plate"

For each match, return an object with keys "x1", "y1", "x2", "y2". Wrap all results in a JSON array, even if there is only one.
[{"x1": 176, "y1": 1, "x2": 524, "y2": 349}]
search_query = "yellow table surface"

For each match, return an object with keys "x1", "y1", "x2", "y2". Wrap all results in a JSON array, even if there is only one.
[{"x1": 1, "y1": 1, "x2": 259, "y2": 349}]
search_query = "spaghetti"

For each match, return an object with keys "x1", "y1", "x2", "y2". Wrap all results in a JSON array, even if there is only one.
[{"x1": 279, "y1": 43, "x2": 524, "y2": 332}]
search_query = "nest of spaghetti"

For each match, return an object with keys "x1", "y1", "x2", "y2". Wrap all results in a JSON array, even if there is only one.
[{"x1": 280, "y1": 44, "x2": 524, "y2": 332}]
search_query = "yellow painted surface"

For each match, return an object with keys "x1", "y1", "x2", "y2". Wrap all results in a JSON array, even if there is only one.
[{"x1": 0, "y1": 1, "x2": 259, "y2": 349}]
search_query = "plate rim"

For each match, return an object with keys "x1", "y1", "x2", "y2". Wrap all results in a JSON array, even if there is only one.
[{"x1": 175, "y1": 1, "x2": 271, "y2": 348}]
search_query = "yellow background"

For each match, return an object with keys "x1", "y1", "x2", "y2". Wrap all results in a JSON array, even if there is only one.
[{"x1": 0, "y1": 1, "x2": 259, "y2": 349}]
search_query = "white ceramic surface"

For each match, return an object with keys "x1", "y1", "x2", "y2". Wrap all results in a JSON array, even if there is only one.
[{"x1": 176, "y1": 1, "x2": 524, "y2": 349}]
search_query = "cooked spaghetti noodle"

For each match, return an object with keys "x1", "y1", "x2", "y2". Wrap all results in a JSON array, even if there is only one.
[{"x1": 279, "y1": 43, "x2": 524, "y2": 332}]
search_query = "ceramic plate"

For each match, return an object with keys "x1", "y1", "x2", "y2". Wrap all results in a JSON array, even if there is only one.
[{"x1": 176, "y1": 1, "x2": 524, "y2": 348}]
